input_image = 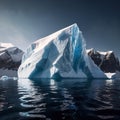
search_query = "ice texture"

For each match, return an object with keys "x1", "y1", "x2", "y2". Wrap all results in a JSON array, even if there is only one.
[{"x1": 18, "y1": 24, "x2": 107, "y2": 79}]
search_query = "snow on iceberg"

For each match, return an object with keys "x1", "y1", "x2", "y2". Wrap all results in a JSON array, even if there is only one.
[{"x1": 18, "y1": 23, "x2": 107, "y2": 79}]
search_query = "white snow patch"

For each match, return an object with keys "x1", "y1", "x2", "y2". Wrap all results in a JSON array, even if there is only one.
[{"x1": 0, "y1": 42, "x2": 14, "y2": 48}]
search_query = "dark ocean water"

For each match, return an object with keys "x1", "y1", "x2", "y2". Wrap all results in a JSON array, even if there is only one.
[{"x1": 0, "y1": 78, "x2": 120, "y2": 120}]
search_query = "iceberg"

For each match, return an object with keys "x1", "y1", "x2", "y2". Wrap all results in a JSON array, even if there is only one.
[{"x1": 18, "y1": 24, "x2": 107, "y2": 79}]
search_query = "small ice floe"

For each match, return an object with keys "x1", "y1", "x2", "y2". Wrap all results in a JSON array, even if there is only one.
[
  {"x1": 0, "y1": 75, "x2": 9, "y2": 80},
  {"x1": 13, "y1": 77, "x2": 18, "y2": 80},
  {"x1": 0, "y1": 75, "x2": 18, "y2": 80}
]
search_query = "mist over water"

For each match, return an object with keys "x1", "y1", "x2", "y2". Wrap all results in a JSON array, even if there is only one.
[{"x1": 0, "y1": 78, "x2": 120, "y2": 120}]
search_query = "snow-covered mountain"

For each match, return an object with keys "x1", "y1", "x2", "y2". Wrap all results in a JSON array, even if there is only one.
[
  {"x1": 0, "y1": 43, "x2": 23, "y2": 77},
  {"x1": 87, "y1": 48, "x2": 120, "y2": 78},
  {"x1": 87, "y1": 48, "x2": 120, "y2": 72},
  {"x1": 18, "y1": 23, "x2": 106, "y2": 79}
]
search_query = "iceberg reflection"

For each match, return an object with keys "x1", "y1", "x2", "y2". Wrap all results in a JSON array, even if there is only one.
[{"x1": 17, "y1": 78, "x2": 120, "y2": 119}]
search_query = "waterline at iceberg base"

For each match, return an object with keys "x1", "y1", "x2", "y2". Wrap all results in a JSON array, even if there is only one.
[{"x1": 18, "y1": 23, "x2": 107, "y2": 79}]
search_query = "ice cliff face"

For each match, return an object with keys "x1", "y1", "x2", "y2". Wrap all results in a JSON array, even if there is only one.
[
  {"x1": 18, "y1": 24, "x2": 106, "y2": 79},
  {"x1": 0, "y1": 43, "x2": 23, "y2": 77}
]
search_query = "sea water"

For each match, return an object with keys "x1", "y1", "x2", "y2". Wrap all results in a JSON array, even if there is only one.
[{"x1": 0, "y1": 78, "x2": 120, "y2": 120}]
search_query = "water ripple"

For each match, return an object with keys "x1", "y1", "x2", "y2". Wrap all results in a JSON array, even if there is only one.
[{"x1": 0, "y1": 78, "x2": 120, "y2": 119}]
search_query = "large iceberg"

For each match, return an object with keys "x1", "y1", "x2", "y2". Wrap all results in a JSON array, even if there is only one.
[{"x1": 18, "y1": 24, "x2": 107, "y2": 79}]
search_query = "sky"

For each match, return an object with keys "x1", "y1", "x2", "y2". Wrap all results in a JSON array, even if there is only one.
[{"x1": 0, "y1": 0, "x2": 120, "y2": 57}]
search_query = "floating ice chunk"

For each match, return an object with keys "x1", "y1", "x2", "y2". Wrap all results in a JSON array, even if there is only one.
[{"x1": 0, "y1": 75, "x2": 9, "y2": 80}]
